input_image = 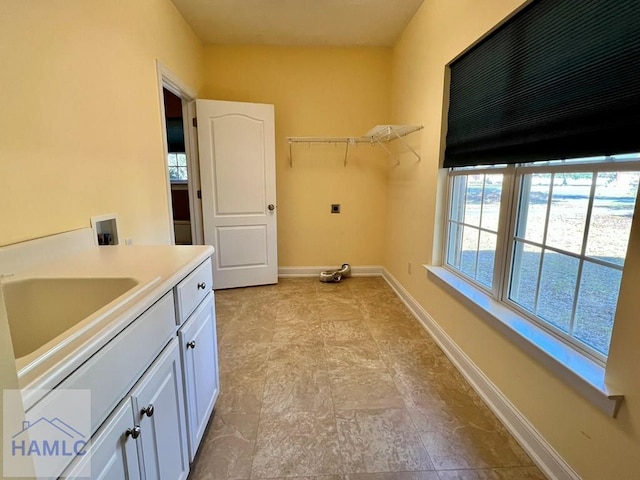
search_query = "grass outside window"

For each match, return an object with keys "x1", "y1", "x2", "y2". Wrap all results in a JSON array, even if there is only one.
[{"x1": 444, "y1": 156, "x2": 640, "y2": 363}]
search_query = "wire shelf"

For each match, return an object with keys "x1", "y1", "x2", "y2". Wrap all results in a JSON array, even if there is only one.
[{"x1": 286, "y1": 124, "x2": 423, "y2": 166}]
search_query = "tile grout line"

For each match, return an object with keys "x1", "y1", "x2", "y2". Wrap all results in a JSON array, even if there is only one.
[
  {"x1": 319, "y1": 287, "x2": 349, "y2": 478},
  {"x1": 358, "y1": 288, "x2": 440, "y2": 473},
  {"x1": 247, "y1": 295, "x2": 279, "y2": 480}
]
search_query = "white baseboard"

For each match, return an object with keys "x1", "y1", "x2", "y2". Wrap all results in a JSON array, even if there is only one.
[
  {"x1": 381, "y1": 268, "x2": 580, "y2": 480},
  {"x1": 278, "y1": 265, "x2": 384, "y2": 277}
]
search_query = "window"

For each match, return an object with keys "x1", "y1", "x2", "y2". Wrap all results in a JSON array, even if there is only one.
[
  {"x1": 445, "y1": 156, "x2": 640, "y2": 362},
  {"x1": 446, "y1": 170, "x2": 504, "y2": 290},
  {"x1": 168, "y1": 153, "x2": 188, "y2": 182}
]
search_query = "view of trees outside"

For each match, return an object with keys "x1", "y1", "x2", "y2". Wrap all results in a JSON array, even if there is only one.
[
  {"x1": 449, "y1": 169, "x2": 639, "y2": 356},
  {"x1": 168, "y1": 153, "x2": 188, "y2": 181}
]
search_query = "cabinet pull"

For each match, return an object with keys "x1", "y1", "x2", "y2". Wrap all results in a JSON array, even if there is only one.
[
  {"x1": 126, "y1": 426, "x2": 141, "y2": 439},
  {"x1": 187, "y1": 340, "x2": 196, "y2": 349},
  {"x1": 141, "y1": 404, "x2": 155, "y2": 417},
  {"x1": 197, "y1": 282, "x2": 207, "y2": 290}
]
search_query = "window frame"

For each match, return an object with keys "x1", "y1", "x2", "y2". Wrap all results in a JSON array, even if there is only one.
[
  {"x1": 445, "y1": 165, "x2": 515, "y2": 300},
  {"x1": 443, "y1": 158, "x2": 640, "y2": 366},
  {"x1": 168, "y1": 152, "x2": 189, "y2": 183}
]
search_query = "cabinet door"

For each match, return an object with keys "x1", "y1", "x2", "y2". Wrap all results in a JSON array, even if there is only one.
[
  {"x1": 179, "y1": 291, "x2": 219, "y2": 461},
  {"x1": 61, "y1": 400, "x2": 141, "y2": 480},
  {"x1": 131, "y1": 338, "x2": 189, "y2": 480}
]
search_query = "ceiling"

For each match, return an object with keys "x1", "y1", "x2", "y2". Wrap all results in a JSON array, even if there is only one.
[{"x1": 170, "y1": 0, "x2": 424, "y2": 47}]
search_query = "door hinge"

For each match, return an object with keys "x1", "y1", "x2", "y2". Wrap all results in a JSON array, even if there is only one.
[
  {"x1": 197, "y1": 190, "x2": 202, "y2": 199},
  {"x1": 192, "y1": 117, "x2": 197, "y2": 128}
]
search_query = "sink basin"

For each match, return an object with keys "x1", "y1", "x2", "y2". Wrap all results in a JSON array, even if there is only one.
[{"x1": 3, "y1": 277, "x2": 138, "y2": 359}]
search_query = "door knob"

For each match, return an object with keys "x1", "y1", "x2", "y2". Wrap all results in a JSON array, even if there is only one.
[
  {"x1": 126, "y1": 426, "x2": 141, "y2": 439},
  {"x1": 187, "y1": 340, "x2": 196, "y2": 349},
  {"x1": 268, "y1": 204, "x2": 275, "y2": 211},
  {"x1": 141, "y1": 404, "x2": 154, "y2": 417}
]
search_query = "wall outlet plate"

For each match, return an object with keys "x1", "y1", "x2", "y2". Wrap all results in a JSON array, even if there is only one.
[{"x1": 331, "y1": 204, "x2": 341, "y2": 214}]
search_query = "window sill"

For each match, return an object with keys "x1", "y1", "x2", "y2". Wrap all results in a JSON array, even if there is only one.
[{"x1": 425, "y1": 265, "x2": 623, "y2": 418}]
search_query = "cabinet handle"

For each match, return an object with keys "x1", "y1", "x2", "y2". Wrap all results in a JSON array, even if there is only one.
[
  {"x1": 197, "y1": 282, "x2": 206, "y2": 290},
  {"x1": 187, "y1": 340, "x2": 196, "y2": 349},
  {"x1": 126, "y1": 426, "x2": 141, "y2": 439},
  {"x1": 141, "y1": 404, "x2": 154, "y2": 417}
]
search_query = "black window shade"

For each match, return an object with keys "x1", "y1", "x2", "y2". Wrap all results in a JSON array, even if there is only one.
[
  {"x1": 166, "y1": 118, "x2": 185, "y2": 153},
  {"x1": 444, "y1": 0, "x2": 640, "y2": 168}
]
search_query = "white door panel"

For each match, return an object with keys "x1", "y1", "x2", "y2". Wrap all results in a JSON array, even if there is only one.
[
  {"x1": 196, "y1": 99, "x2": 277, "y2": 289},
  {"x1": 210, "y1": 115, "x2": 266, "y2": 215},
  {"x1": 217, "y1": 225, "x2": 268, "y2": 268}
]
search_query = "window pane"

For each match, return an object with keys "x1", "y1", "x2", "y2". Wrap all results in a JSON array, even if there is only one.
[
  {"x1": 480, "y1": 174, "x2": 503, "y2": 232},
  {"x1": 477, "y1": 232, "x2": 497, "y2": 288},
  {"x1": 516, "y1": 173, "x2": 551, "y2": 244},
  {"x1": 545, "y1": 173, "x2": 592, "y2": 255},
  {"x1": 537, "y1": 251, "x2": 579, "y2": 332},
  {"x1": 464, "y1": 176, "x2": 483, "y2": 227},
  {"x1": 452, "y1": 160, "x2": 639, "y2": 360},
  {"x1": 586, "y1": 172, "x2": 639, "y2": 266},
  {"x1": 168, "y1": 153, "x2": 177, "y2": 166},
  {"x1": 509, "y1": 242, "x2": 542, "y2": 312},
  {"x1": 177, "y1": 153, "x2": 187, "y2": 166},
  {"x1": 177, "y1": 166, "x2": 188, "y2": 181},
  {"x1": 460, "y1": 226, "x2": 479, "y2": 277},
  {"x1": 168, "y1": 166, "x2": 179, "y2": 181},
  {"x1": 450, "y1": 176, "x2": 467, "y2": 222},
  {"x1": 446, "y1": 222, "x2": 463, "y2": 269},
  {"x1": 573, "y1": 262, "x2": 622, "y2": 355}
]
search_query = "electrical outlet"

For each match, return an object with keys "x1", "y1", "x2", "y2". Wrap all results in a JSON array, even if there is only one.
[
  {"x1": 408, "y1": 262, "x2": 412, "y2": 275},
  {"x1": 331, "y1": 204, "x2": 341, "y2": 214}
]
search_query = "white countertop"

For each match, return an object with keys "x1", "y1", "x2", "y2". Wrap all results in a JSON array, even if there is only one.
[{"x1": 1, "y1": 242, "x2": 214, "y2": 403}]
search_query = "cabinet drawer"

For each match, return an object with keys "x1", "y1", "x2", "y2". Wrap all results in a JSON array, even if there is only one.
[
  {"x1": 175, "y1": 258, "x2": 212, "y2": 324},
  {"x1": 29, "y1": 292, "x2": 176, "y2": 437}
]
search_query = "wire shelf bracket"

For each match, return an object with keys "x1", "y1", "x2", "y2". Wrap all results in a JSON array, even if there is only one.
[{"x1": 286, "y1": 124, "x2": 423, "y2": 167}]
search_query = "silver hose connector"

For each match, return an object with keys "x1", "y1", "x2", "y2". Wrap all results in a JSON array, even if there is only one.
[{"x1": 320, "y1": 263, "x2": 351, "y2": 283}]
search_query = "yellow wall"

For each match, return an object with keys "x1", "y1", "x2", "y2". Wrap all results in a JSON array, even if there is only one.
[
  {"x1": 200, "y1": 46, "x2": 392, "y2": 266},
  {"x1": 4, "y1": 2, "x2": 639, "y2": 476},
  {"x1": 0, "y1": 0, "x2": 203, "y2": 247},
  {"x1": 387, "y1": 1, "x2": 640, "y2": 478}
]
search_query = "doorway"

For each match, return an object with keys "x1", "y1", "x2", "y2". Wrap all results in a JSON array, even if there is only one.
[
  {"x1": 162, "y1": 88, "x2": 193, "y2": 245},
  {"x1": 157, "y1": 62, "x2": 203, "y2": 246}
]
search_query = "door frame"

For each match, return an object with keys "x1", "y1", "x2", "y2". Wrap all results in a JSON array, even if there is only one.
[{"x1": 155, "y1": 61, "x2": 204, "y2": 245}]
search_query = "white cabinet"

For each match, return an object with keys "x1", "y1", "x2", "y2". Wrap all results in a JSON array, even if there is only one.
[
  {"x1": 55, "y1": 293, "x2": 176, "y2": 435},
  {"x1": 63, "y1": 400, "x2": 141, "y2": 480},
  {"x1": 179, "y1": 291, "x2": 219, "y2": 461},
  {"x1": 132, "y1": 339, "x2": 189, "y2": 480},
  {"x1": 62, "y1": 339, "x2": 188, "y2": 480},
  {"x1": 35, "y1": 255, "x2": 218, "y2": 480}
]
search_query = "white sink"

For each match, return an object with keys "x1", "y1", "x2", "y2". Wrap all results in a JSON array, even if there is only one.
[{"x1": 3, "y1": 277, "x2": 138, "y2": 359}]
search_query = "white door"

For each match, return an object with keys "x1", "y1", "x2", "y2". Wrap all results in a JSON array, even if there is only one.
[{"x1": 196, "y1": 99, "x2": 278, "y2": 289}]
